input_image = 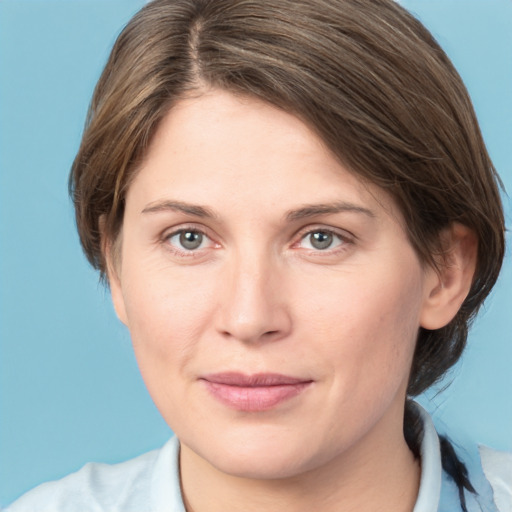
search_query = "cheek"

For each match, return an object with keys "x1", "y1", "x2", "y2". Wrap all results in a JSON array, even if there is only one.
[
  {"x1": 120, "y1": 260, "x2": 219, "y2": 376},
  {"x1": 299, "y1": 260, "x2": 424, "y2": 389}
]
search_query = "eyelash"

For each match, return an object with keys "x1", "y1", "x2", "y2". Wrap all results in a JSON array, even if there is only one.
[
  {"x1": 161, "y1": 225, "x2": 354, "y2": 258},
  {"x1": 162, "y1": 225, "x2": 217, "y2": 258},
  {"x1": 293, "y1": 226, "x2": 354, "y2": 255}
]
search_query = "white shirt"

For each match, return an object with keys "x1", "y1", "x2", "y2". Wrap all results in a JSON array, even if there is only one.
[{"x1": 5, "y1": 404, "x2": 510, "y2": 512}]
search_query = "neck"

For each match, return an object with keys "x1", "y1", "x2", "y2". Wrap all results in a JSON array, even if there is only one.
[{"x1": 179, "y1": 406, "x2": 421, "y2": 512}]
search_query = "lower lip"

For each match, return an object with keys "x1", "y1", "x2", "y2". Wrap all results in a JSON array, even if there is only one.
[{"x1": 202, "y1": 381, "x2": 312, "y2": 412}]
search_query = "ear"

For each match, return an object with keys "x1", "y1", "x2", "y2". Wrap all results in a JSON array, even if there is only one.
[
  {"x1": 107, "y1": 253, "x2": 129, "y2": 327},
  {"x1": 420, "y1": 223, "x2": 478, "y2": 330},
  {"x1": 101, "y1": 219, "x2": 129, "y2": 327}
]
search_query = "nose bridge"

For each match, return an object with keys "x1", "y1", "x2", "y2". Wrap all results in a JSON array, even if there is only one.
[{"x1": 217, "y1": 245, "x2": 290, "y2": 343}]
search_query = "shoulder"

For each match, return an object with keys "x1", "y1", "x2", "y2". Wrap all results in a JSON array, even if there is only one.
[
  {"x1": 412, "y1": 402, "x2": 511, "y2": 512},
  {"x1": 4, "y1": 436, "x2": 184, "y2": 512},
  {"x1": 479, "y1": 445, "x2": 512, "y2": 512},
  {"x1": 440, "y1": 441, "x2": 512, "y2": 512}
]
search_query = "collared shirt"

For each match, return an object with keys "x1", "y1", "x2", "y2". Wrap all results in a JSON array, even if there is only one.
[
  {"x1": 413, "y1": 404, "x2": 501, "y2": 512},
  {"x1": 5, "y1": 404, "x2": 508, "y2": 512}
]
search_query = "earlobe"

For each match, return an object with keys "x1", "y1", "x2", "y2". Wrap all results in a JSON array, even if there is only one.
[
  {"x1": 420, "y1": 223, "x2": 478, "y2": 330},
  {"x1": 108, "y1": 259, "x2": 129, "y2": 327},
  {"x1": 102, "y1": 225, "x2": 129, "y2": 327}
]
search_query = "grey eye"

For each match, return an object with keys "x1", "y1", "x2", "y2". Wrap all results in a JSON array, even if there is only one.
[
  {"x1": 309, "y1": 231, "x2": 333, "y2": 250},
  {"x1": 179, "y1": 231, "x2": 203, "y2": 250}
]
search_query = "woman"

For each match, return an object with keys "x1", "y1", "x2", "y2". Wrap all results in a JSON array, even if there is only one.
[{"x1": 5, "y1": 0, "x2": 510, "y2": 511}]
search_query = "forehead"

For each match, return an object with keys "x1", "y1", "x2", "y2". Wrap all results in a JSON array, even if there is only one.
[{"x1": 127, "y1": 89, "x2": 400, "y2": 224}]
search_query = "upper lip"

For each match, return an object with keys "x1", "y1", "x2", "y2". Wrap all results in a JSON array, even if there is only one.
[{"x1": 201, "y1": 372, "x2": 312, "y2": 387}]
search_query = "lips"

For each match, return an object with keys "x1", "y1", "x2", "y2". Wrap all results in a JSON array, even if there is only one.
[{"x1": 200, "y1": 372, "x2": 313, "y2": 411}]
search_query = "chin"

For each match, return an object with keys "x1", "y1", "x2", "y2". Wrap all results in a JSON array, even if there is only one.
[
  {"x1": 191, "y1": 427, "x2": 326, "y2": 480},
  {"x1": 213, "y1": 450, "x2": 311, "y2": 480}
]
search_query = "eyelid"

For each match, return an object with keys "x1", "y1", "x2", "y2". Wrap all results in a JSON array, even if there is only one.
[
  {"x1": 163, "y1": 224, "x2": 204, "y2": 239},
  {"x1": 162, "y1": 221, "x2": 215, "y2": 239},
  {"x1": 159, "y1": 222, "x2": 355, "y2": 256},
  {"x1": 294, "y1": 224, "x2": 355, "y2": 243},
  {"x1": 161, "y1": 223, "x2": 220, "y2": 255},
  {"x1": 291, "y1": 225, "x2": 356, "y2": 256}
]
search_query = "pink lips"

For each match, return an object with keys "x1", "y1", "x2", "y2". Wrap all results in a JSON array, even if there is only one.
[{"x1": 201, "y1": 372, "x2": 313, "y2": 412}]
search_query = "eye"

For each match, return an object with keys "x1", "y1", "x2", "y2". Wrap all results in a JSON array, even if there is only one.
[
  {"x1": 299, "y1": 229, "x2": 346, "y2": 251},
  {"x1": 166, "y1": 229, "x2": 211, "y2": 251}
]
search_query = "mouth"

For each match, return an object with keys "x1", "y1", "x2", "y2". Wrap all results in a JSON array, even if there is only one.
[{"x1": 200, "y1": 372, "x2": 313, "y2": 412}]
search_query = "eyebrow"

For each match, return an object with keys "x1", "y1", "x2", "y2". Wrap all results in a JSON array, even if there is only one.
[
  {"x1": 141, "y1": 199, "x2": 375, "y2": 222},
  {"x1": 285, "y1": 201, "x2": 376, "y2": 221},
  {"x1": 141, "y1": 200, "x2": 217, "y2": 219}
]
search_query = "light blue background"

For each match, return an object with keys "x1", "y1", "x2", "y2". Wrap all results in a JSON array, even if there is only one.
[{"x1": 0, "y1": 0, "x2": 511, "y2": 507}]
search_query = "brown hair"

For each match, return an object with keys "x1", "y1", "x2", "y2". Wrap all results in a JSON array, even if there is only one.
[{"x1": 70, "y1": 0, "x2": 505, "y2": 397}]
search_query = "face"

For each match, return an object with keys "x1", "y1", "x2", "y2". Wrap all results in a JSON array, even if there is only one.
[{"x1": 109, "y1": 90, "x2": 439, "y2": 479}]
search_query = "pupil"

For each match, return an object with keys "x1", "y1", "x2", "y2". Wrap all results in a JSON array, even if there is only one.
[
  {"x1": 180, "y1": 231, "x2": 202, "y2": 250},
  {"x1": 311, "y1": 231, "x2": 332, "y2": 250}
]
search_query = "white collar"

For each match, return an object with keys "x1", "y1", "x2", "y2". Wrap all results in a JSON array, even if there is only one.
[
  {"x1": 413, "y1": 403, "x2": 443, "y2": 512},
  {"x1": 152, "y1": 403, "x2": 444, "y2": 512}
]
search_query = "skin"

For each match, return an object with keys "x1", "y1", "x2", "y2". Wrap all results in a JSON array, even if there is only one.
[{"x1": 108, "y1": 89, "x2": 476, "y2": 512}]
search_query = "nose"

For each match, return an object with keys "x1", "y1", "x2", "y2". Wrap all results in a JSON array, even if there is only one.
[{"x1": 215, "y1": 254, "x2": 292, "y2": 344}]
